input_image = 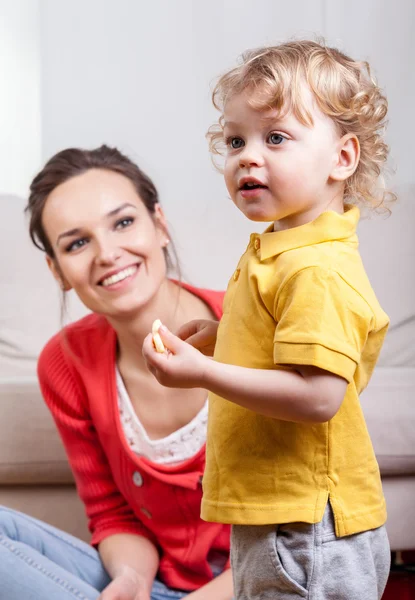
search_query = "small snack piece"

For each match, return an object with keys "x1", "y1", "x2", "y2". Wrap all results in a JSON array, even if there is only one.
[{"x1": 152, "y1": 319, "x2": 165, "y2": 353}]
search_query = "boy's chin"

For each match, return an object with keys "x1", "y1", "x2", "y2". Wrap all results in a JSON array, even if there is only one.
[
  {"x1": 232, "y1": 197, "x2": 279, "y2": 223},
  {"x1": 240, "y1": 208, "x2": 278, "y2": 223}
]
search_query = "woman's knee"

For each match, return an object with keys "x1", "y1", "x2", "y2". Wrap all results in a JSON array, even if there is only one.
[{"x1": 0, "y1": 506, "x2": 23, "y2": 539}]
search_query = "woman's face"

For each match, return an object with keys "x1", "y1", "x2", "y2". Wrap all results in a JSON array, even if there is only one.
[{"x1": 42, "y1": 168, "x2": 169, "y2": 319}]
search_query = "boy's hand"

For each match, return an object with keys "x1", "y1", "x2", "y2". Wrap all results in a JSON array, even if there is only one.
[
  {"x1": 177, "y1": 319, "x2": 219, "y2": 357},
  {"x1": 142, "y1": 325, "x2": 209, "y2": 389}
]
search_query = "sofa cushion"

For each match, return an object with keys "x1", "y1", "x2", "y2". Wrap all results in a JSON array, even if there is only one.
[
  {"x1": 0, "y1": 378, "x2": 74, "y2": 484},
  {"x1": 358, "y1": 184, "x2": 415, "y2": 367},
  {"x1": 362, "y1": 367, "x2": 415, "y2": 476},
  {"x1": 0, "y1": 486, "x2": 89, "y2": 541}
]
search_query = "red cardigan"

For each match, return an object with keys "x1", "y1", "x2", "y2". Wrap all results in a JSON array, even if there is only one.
[{"x1": 37, "y1": 284, "x2": 229, "y2": 592}]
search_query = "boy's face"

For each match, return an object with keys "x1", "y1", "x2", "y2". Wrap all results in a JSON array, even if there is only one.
[{"x1": 223, "y1": 88, "x2": 344, "y2": 229}]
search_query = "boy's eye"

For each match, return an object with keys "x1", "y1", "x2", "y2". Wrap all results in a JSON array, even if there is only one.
[
  {"x1": 66, "y1": 238, "x2": 88, "y2": 253},
  {"x1": 268, "y1": 133, "x2": 285, "y2": 145},
  {"x1": 115, "y1": 217, "x2": 134, "y2": 229},
  {"x1": 228, "y1": 137, "x2": 245, "y2": 150}
]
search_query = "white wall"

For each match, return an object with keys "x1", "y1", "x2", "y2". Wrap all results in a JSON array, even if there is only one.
[
  {"x1": 0, "y1": 0, "x2": 41, "y2": 196},
  {"x1": 39, "y1": 0, "x2": 325, "y2": 288},
  {"x1": 325, "y1": 0, "x2": 415, "y2": 187},
  {"x1": 38, "y1": 0, "x2": 414, "y2": 293}
]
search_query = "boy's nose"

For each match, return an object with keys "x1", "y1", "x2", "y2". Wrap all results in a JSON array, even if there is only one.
[{"x1": 238, "y1": 144, "x2": 264, "y2": 169}]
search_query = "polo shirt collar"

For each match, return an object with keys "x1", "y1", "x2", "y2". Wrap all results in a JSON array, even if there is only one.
[{"x1": 258, "y1": 205, "x2": 360, "y2": 261}]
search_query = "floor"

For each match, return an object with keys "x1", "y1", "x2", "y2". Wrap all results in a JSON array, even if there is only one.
[{"x1": 383, "y1": 552, "x2": 415, "y2": 599}]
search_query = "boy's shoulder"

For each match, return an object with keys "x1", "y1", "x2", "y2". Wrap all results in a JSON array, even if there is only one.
[
  {"x1": 275, "y1": 241, "x2": 351, "y2": 279},
  {"x1": 274, "y1": 243, "x2": 388, "y2": 326}
]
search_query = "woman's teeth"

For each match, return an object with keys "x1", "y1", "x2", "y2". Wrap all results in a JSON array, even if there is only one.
[{"x1": 101, "y1": 265, "x2": 137, "y2": 287}]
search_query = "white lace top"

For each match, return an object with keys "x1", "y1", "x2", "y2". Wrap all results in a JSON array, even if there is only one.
[{"x1": 116, "y1": 368, "x2": 208, "y2": 465}]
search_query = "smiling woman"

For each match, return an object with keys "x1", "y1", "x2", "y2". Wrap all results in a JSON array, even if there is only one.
[
  {"x1": 27, "y1": 147, "x2": 175, "y2": 320},
  {"x1": 0, "y1": 145, "x2": 232, "y2": 600}
]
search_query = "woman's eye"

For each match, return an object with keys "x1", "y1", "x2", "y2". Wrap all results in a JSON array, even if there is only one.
[
  {"x1": 115, "y1": 217, "x2": 134, "y2": 229},
  {"x1": 66, "y1": 238, "x2": 88, "y2": 253},
  {"x1": 268, "y1": 133, "x2": 285, "y2": 145},
  {"x1": 228, "y1": 137, "x2": 245, "y2": 150}
]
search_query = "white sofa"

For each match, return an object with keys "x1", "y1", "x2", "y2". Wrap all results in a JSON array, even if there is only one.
[
  {"x1": 358, "y1": 185, "x2": 415, "y2": 550},
  {"x1": 0, "y1": 194, "x2": 89, "y2": 539}
]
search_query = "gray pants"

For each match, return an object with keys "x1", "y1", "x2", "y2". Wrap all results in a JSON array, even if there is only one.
[{"x1": 231, "y1": 504, "x2": 390, "y2": 599}]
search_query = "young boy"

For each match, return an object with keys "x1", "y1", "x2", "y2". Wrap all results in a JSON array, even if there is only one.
[{"x1": 143, "y1": 40, "x2": 393, "y2": 599}]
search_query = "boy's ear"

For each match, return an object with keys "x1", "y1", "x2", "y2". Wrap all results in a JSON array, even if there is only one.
[
  {"x1": 330, "y1": 134, "x2": 360, "y2": 182},
  {"x1": 46, "y1": 256, "x2": 72, "y2": 291}
]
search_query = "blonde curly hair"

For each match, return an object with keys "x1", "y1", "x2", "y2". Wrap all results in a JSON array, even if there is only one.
[{"x1": 208, "y1": 40, "x2": 395, "y2": 209}]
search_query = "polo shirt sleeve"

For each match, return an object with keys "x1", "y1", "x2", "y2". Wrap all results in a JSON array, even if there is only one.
[{"x1": 273, "y1": 266, "x2": 374, "y2": 382}]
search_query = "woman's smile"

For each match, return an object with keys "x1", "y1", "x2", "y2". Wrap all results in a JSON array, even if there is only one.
[{"x1": 98, "y1": 262, "x2": 141, "y2": 290}]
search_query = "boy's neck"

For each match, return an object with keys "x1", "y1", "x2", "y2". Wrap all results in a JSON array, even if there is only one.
[{"x1": 273, "y1": 194, "x2": 345, "y2": 232}]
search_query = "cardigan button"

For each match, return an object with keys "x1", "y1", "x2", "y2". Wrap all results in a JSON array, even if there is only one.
[
  {"x1": 132, "y1": 471, "x2": 143, "y2": 487},
  {"x1": 140, "y1": 507, "x2": 152, "y2": 519}
]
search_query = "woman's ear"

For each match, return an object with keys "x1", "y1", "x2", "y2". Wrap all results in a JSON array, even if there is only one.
[
  {"x1": 154, "y1": 204, "x2": 170, "y2": 247},
  {"x1": 46, "y1": 256, "x2": 72, "y2": 291},
  {"x1": 330, "y1": 134, "x2": 360, "y2": 182}
]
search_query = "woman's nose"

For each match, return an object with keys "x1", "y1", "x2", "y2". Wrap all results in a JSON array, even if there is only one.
[{"x1": 94, "y1": 238, "x2": 121, "y2": 265}]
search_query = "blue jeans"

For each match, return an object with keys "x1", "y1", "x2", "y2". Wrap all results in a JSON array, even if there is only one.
[{"x1": 0, "y1": 506, "x2": 188, "y2": 600}]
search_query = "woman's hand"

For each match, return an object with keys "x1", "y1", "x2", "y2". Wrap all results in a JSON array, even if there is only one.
[
  {"x1": 142, "y1": 325, "x2": 209, "y2": 389},
  {"x1": 177, "y1": 319, "x2": 219, "y2": 357},
  {"x1": 98, "y1": 566, "x2": 150, "y2": 600},
  {"x1": 184, "y1": 567, "x2": 233, "y2": 600}
]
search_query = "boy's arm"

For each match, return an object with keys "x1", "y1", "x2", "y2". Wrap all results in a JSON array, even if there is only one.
[
  {"x1": 143, "y1": 326, "x2": 347, "y2": 424},
  {"x1": 203, "y1": 360, "x2": 347, "y2": 423},
  {"x1": 147, "y1": 268, "x2": 373, "y2": 424}
]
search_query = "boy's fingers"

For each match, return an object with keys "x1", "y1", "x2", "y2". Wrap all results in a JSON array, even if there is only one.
[
  {"x1": 159, "y1": 326, "x2": 183, "y2": 353},
  {"x1": 176, "y1": 320, "x2": 200, "y2": 340},
  {"x1": 142, "y1": 333, "x2": 161, "y2": 362},
  {"x1": 184, "y1": 331, "x2": 208, "y2": 349}
]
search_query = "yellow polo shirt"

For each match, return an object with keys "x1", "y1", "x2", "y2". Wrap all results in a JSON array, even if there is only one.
[{"x1": 201, "y1": 206, "x2": 389, "y2": 537}]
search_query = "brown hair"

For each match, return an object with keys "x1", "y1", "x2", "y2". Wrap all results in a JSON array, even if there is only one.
[
  {"x1": 26, "y1": 144, "x2": 178, "y2": 270},
  {"x1": 208, "y1": 39, "x2": 396, "y2": 210}
]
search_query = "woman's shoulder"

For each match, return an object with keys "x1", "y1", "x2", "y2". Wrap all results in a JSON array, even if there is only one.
[
  {"x1": 38, "y1": 312, "x2": 114, "y2": 377},
  {"x1": 178, "y1": 281, "x2": 225, "y2": 319}
]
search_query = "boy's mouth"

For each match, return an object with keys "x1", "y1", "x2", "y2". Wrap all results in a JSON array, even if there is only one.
[
  {"x1": 240, "y1": 182, "x2": 267, "y2": 190},
  {"x1": 238, "y1": 177, "x2": 268, "y2": 191}
]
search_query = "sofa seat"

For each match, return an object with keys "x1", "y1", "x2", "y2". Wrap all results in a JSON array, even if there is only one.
[
  {"x1": 362, "y1": 367, "x2": 415, "y2": 550},
  {"x1": 0, "y1": 376, "x2": 89, "y2": 540}
]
